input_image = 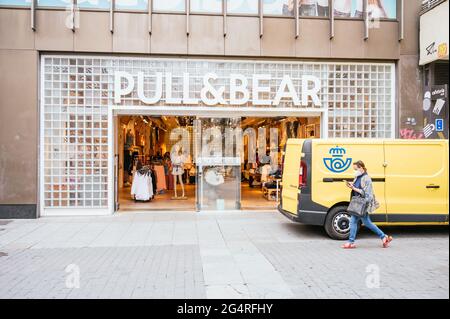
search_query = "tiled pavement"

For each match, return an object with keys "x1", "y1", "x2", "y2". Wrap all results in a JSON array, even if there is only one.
[{"x1": 0, "y1": 211, "x2": 448, "y2": 299}]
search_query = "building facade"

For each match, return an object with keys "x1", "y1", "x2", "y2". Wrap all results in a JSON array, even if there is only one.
[
  {"x1": 0, "y1": 0, "x2": 426, "y2": 218},
  {"x1": 419, "y1": 0, "x2": 449, "y2": 139}
]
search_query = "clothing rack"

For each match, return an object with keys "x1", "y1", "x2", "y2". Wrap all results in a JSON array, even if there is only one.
[{"x1": 131, "y1": 165, "x2": 154, "y2": 202}]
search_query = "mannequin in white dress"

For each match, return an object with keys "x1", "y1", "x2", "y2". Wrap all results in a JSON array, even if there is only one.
[{"x1": 171, "y1": 145, "x2": 187, "y2": 200}]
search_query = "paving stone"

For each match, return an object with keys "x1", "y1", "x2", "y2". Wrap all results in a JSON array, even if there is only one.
[{"x1": 0, "y1": 212, "x2": 448, "y2": 299}]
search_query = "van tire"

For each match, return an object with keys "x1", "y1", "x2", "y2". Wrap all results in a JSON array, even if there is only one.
[{"x1": 324, "y1": 206, "x2": 354, "y2": 240}]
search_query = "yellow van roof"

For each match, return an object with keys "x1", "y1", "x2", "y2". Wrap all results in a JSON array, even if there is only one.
[{"x1": 286, "y1": 138, "x2": 448, "y2": 146}]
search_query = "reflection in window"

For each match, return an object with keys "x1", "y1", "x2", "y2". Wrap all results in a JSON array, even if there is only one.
[
  {"x1": 0, "y1": 0, "x2": 31, "y2": 6},
  {"x1": 227, "y1": 0, "x2": 258, "y2": 14},
  {"x1": 115, "y1": 0, "x2": 148, "y2": 10},
  {"x1": 191, "y1": 0, "x2": 222, "y2": 13},
  {"x1": 368, "y1": 0, "x2": 396, "y2": 19},
  {"x1": 263, "y1": 0, "x2": 291, "y2": 16},
  {"x1": 38, "y1": 0, "x2": 72, "y2": 7},
  {"x1": 77, "y1": 0, "x2": 110, "y2": 9},
  {"x1": 334, "y1": 0, "x2": 396, "y2": 19},
  {"x1": 263, "y1": 0, "x2": 329, "y2": 17},
  {"x1": 153, "y1": 0, "x2": 185, "y2": 12},
  {"x1": 333, "y1": 0, "x2": 352, "y2": 17},
  {"x1": 315, "y1": 0, "x2": 329, "y2": 17}
]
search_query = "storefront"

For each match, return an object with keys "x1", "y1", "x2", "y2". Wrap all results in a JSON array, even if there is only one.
[{"x1": 40, "y1": 55, "x2": 395, "y2": 216}]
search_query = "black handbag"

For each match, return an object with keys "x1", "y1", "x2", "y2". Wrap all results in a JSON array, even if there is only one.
[{"x1": 347, "y1": 195, "x2": 368, "y2": 217}]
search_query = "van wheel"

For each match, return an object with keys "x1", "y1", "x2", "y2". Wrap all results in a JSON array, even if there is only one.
[{"x1": 324, "y1": 206, "x2": 353, "y2": 240}]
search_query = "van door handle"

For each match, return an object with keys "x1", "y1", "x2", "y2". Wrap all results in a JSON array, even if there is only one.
[{"x1": 426, "y1": 185, "x2": 440, "y2": 189}]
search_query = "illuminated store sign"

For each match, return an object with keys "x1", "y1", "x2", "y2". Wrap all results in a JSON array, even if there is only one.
[{"x1": 114, "y1": 72, "x2": 322, "y2": 107}]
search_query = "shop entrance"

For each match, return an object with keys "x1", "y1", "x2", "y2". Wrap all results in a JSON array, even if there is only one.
[{"x1": 114, "y1": 114, "x2": 320, "y2": 212}]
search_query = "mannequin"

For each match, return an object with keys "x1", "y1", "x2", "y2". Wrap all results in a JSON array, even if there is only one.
[{"x1": 171, "y1": 145, "x2": 187, "y2": 200}]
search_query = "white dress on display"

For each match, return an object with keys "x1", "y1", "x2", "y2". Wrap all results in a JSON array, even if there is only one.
[{"x1": 171, "y1": 155, "x2": 185, "y2": 176}]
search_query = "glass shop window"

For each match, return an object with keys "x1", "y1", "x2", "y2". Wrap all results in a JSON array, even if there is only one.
[
  {"x1": 333, "y1": 0, "x2": 396, "y2": 19},
  {"x1": 153, "y1": 0, "x2": 185, "y2": 12},
  {"x1": 191, "y1": 0, "x2": 222, "y2": 13},
  {"x1": 76, "y1": 0, "x2": 111, "y2": 9},
  {"x1": 0, "y1": 0, "x2": 31, "y2": 6},
  {"x1": 115, "y1": 0, "x2": 148, "y2": 10},
  {"x1": 263, "y1": 0, "x2": 329, "y2": 17},
  {"x1": 263, "y1": 0, "x2": 294, "y2": 16},
  {"x1": 227, "y1": 0, "x2": 258, "y2": 14},
  {"x1": 37, "y1": 0, "x2": 110, "y2": 9},
  {"x1": 37, "y1": 0, "x2": 70, "y2": 7}
]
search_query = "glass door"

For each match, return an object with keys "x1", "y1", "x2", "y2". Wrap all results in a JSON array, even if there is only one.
[{"x1": 195, "y1": 117, "x2": 242, "y2": 211}]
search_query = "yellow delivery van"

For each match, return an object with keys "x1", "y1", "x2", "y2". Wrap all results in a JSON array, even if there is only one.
[{"x1": 279, "y1": 139, "x2": 449, "y2": 240}]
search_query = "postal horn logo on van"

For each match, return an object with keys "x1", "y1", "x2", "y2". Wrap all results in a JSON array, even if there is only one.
[{"x1": 323, "y1": 146, "x2": 352, "y2": 173}]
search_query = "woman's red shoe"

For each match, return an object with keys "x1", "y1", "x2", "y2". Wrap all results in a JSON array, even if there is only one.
[
  {"x1": 382, "y1": 235, "x2": 393, "y2": 248},
  {"x1": 342, "y1": 242, "x2": 357, "y2": 249}
]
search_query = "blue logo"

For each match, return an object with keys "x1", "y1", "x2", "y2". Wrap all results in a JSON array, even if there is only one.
[
  {"x1": 435, "y1": 119, "x2": 444, "y2": 132},
  {"x1": 323, "y1": 146, "x2": 352, "y2": 173}
]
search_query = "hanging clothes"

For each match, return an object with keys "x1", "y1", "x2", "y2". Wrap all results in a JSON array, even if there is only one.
[
  {"x1": 154, "y1": 165, "x2": 167, "y2": 191},
  {"x1": 150, "y1": 169, "x2": 157, "y2": 195},
  {"x1": 131, "y1": 168, "x2": 153, "y2": 201}
]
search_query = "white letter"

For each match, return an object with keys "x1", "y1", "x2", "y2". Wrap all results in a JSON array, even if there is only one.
[
  {"x1": 183, "y1": 73, "x2": 198, "y2": 104},
  {"x1": 200, "y1": 73, "x2": 226, "y2": 106},
  {"x1": 252, "y1": 74, "x2": 272, "y2": 106},
  {"x1": 301, "y1": 75, "x2": 321, "y2": 106},
  {"x1": 114, "y1": 71, "x2": 134, "y2": 104},
  {"x1": 137, "y1": 72, "x2": 163, "y2": 104},
  {"x1": 273, "y1": 75, "x2": 300, "y2": 106},
  {"x1": 230, "y1": 74, "x2": 249, "y2": 105},
  {"x1": 165, "y1": 72, "x2": 182, "y2": 104}
]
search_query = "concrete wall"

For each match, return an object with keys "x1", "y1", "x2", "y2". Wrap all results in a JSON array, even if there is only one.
[
  {"x1": 0, "y1": 49, "x2": 38, "y2": 218},
  {"x1": 398, "y1": 0, "x2": 424, "y2": 139},
  {"x1": 0, "y1": 9, "x2": 404, "y2": 58},
  {"x1": 0, "y1": 2, "x2": 423, "y2": 218}
]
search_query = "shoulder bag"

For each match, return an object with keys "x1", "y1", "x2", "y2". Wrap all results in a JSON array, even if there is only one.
[{"x1": 347, "y1": 195, "x2": 368, "y2": 217}]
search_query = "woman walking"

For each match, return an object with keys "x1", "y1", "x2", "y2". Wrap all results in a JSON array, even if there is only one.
[{"x1": 342, "y1": 160, "x2": 393, "y2": 249}]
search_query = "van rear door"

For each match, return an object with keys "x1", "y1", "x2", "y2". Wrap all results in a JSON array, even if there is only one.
[
  {"x1": 281, "y1": 139, "x2": 304, "y2": 215},
  {"x1": 384, "y1": 140, "x2": 448, "y2": 223}
]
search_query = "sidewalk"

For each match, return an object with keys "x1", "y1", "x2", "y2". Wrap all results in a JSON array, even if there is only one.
[{"x1": 0, "y1": 211, "x2": 448, "y2": 299}]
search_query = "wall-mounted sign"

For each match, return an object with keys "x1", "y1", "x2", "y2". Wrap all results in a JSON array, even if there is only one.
[
  {"x1": 438, "y1": 43, "x2": 448, "y2": 59},
  {"x1": 435, "y1": 119, "x2": 444, "y2": 132},
  {"x1": 423, "y1": 86, "x2": 448, "y2": 139},
  {"x1": 114, "y1": 72, "x2": 322, "y2": 107},
  {"x1": 419, "y1": 0, "x2": 449, "y2": 65}
]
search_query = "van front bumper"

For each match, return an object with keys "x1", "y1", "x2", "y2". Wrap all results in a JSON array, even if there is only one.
[{"x1": 277, "y1": 205, "x2": 327, "y2": 226}]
